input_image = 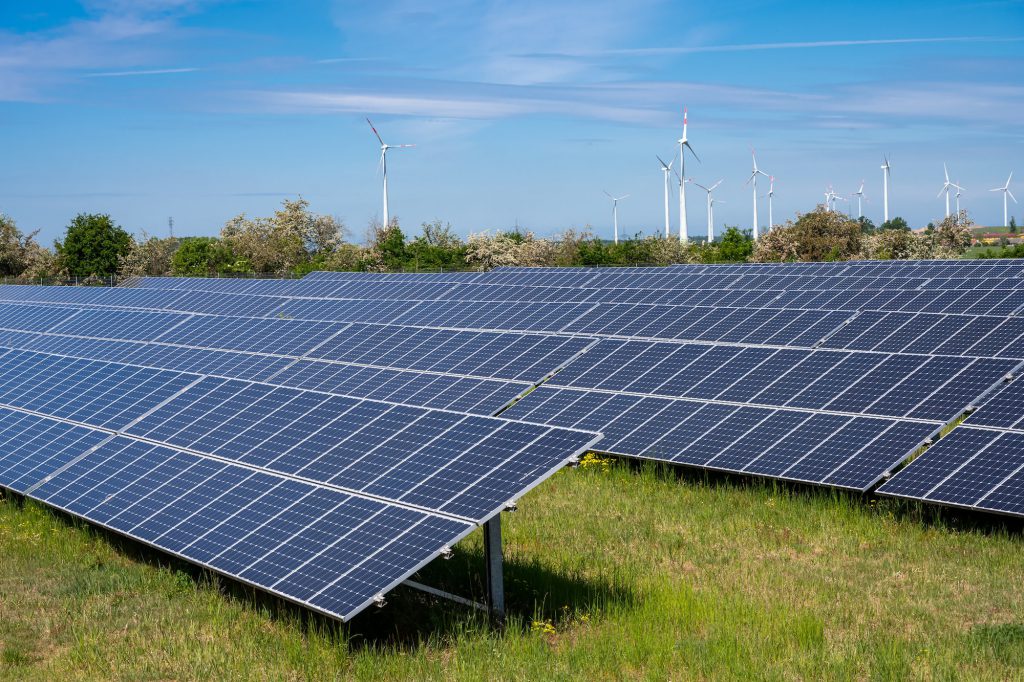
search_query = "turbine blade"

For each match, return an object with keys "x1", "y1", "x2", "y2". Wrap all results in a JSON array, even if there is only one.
[
  {"x1": 656, "y1": 155, "x2": 670, "y2": 169},
  {"x1": 1010, "y1": 190, "x2": 1018, "y2": 203},
  {"x1": 684, "y1": 141, "x2": 700, "y2": 163},
  {"x1": 366, "y1": 118, "x2": 384, "y2": 145}
]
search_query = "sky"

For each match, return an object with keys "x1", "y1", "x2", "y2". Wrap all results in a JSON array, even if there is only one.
[{"x1": 1, "y1": 0, "x2": 1023, "y2": 244}]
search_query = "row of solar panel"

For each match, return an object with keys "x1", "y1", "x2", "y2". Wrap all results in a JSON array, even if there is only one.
[
  {"x1": 503, "y1": 385, "x2": 937, "y2": 490},
  {"x1": 0, "y1": 346, "x2": 599, "y2": 619},
  {"x1": 543, "y1": 339, "x2": 1017, "y2": 423},
  {"x1": 0, "y1": 329, "x2": 527, "y2": 417},
  {"x1": 129, "y1": 279, "x2": 1024, "y2": 319},
  {"x1": 8, "y1": 280, "x2": 1024, "y2": 360},
  {"x1": 0, "y1": 303, "x2": 591, "y2": 383}
]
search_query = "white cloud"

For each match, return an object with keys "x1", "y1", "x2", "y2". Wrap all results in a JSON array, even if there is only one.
[{"x1": 85, "y1": 67, "x2": 199, "y2": 77}]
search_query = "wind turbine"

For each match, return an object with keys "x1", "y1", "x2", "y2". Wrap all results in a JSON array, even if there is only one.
[
  {"x1": 367, "y1": 118, "x2": 414, "y2": 228},
  {"x1": 676, "y1": 108, "x2": 700, "y2": 244},
  {"x1": 881, "y1": 155, "x2": 891, "y2": 223},
  {"x1": 953, "y1": 181, "x2": 965, "y2": 222},
  {"x1": 746, "y1": 149, "x2": 768, "y2": 239},
  {"x1": 938, "y1": 163, "x2": 953, "y2": 218},
  {"x1": 657, "y1": 155, "x2": 674, "y2": 239},
  {"x1": 852, "y1": 180, "x2": 866, "y2": 219},
  {"x1": 604, "y1": 191, "x2": 629, "y2": 244},
  {"x1": 765, "y1": 176, "x2": 775, "y2": 229},
  {"x1": 689, "y1": 179, "x2": 722, "y2": 243},
  {"x1": 990, "y1": 172, "x2": 1017, "y2": 228}
]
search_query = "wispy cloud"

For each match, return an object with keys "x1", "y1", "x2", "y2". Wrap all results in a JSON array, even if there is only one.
[
  {"x1": 530, "y1": 35, "x2": 1024, "y2": 58},
  {"x1": 84, "y1": 67, "x2": 199, "y2": 77}
]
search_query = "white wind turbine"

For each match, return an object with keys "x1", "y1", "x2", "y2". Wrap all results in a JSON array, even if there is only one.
[
  {"x1": 765, "y1": 176, "x2": 775, "y2": 230},
  {"x1": 938, "y1": 163, "x2": 953, "y2": 218},
  {"x1": 881, "y1": 155, "x2": 891, "y2": 223},
  {"x1": 604, "y1": 191, "x2": 630, "y2": 244},
  {"x1": 746, "y1": 149, "x2": 768, "y2": 239},
  {"x1": 657, "y1": 155, "x2": 674, "y2": 239},
  {"x1": 853, "y1": 180, "x2": 866, "y2": 219},
  {"x1": 689, "y1": 178, "x2": 723, "y2": 243},
  {"x1": 676, "y1": 108, "x2": 700, "y2": 244},
  {"x1": 367, "y1": 118, "x2": 414, "y2": 228},
  {"x1": 990, "y1": 172, "x2": 1017, "y2": 228},
  {"x1": 953, "y1": 180, "x2": 965, "y2": 222}
]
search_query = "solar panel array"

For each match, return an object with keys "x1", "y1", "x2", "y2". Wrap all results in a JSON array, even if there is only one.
[
  {"x1": 0, "y1": 300, "x2": 600, "y2": 620},
  {"x1": 4, "y1": 258, "x2": 1024, "y2": 624},
  {"x1": 121, "y1": 263, "x2": 1024, "y2": 501}
]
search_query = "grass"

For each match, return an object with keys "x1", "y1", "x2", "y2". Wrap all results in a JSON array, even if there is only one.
[{"x1": 2, "y1": 461, "x2": 1024, "y2": 681}]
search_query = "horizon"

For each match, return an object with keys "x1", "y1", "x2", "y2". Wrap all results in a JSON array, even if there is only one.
[{"x1": 1, "y1": 1, "x2": 1022, "y2": 243}]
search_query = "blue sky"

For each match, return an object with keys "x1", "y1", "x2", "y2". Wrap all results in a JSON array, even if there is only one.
[{"x1": 2, "y1": 1, "x2": 1023, "y2": 244}]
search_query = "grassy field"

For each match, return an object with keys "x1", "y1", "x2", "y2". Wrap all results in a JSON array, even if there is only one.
[{"x1": 2, "y1": 460, "x2": 1024, "y2": 681}]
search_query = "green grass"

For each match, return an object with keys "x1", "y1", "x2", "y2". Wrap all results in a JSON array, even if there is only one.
[{"x1": 3, "y1": 462, "x2": 1024, "y2": 681}]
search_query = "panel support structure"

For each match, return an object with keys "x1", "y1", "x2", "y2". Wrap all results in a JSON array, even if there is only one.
[{"x1": 483, "y1": 515, "x2": 505, "y2": 624}]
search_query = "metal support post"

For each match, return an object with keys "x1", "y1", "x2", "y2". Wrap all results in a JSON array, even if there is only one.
[{"x1": 483, "y1": 515, "x2": 505, "y2": 624}]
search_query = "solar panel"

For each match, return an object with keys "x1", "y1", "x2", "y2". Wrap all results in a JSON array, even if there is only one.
[
  {"x1": 0, "y1": 347, "x2": 601, "y2": 621},
  {"x1": 877, "y1": 426, "x2": 1024, "y2": 517}
]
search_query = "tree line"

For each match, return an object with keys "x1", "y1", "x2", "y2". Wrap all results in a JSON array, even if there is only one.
[{"x1": 0, "y1": 198, "x2": 979, "y2": 282}]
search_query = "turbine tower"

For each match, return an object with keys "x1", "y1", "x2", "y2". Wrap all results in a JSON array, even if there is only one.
[
  {"x1": 604, "y1": 191, "x2": 629, "y2": 244},
  {"x1": 953, "y1": 181, "x2": 965, "y2": 222},
  {"x1": 881, "y1": 156, "x2": 891, "y2": 223},
  {"x1": 690, "y1": 179, "x2": 722, "y2": 243},
  {"x1": 657, "y1": 155, "x2": 674, "y2": 239},
  {"x1": 853, "y1": 180, "x2": 865, "y2": 219},
  {"x1": 676, "y1": 108, "x2": 699, "y2": 244},
  {"x1": 367, "y1": 118, "x2": 414, "y2": 228},
  {"x1": 938, "y1": 163, "x2": 953, "y2": 218},
  {"x1": 766, "y1": 176, "x2": 775, "y2": 230},
  {"x1": 990, "y1": 172, "x2": 1017, "y2": 228},
  {"x1": 746, "y1": 149, "x2": 768, "y2": 239}
]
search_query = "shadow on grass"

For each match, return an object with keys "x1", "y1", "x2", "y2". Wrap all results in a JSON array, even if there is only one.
[
  {"x1": 0, "y1": 490, "x2": 634, "y2": 650},
  {"x1": 614, "y1": 456, "x2": 1024, "y2": 538}
]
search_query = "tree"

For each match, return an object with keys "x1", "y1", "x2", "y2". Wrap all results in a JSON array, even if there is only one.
[
  {"x1": 928, "y1": 210, "x2": 973, "y2": 257},
  {"x1": 752, "y1": 207, "x2": 861, "y2": 262},
  {"x1": 119, "y1": 233, "x2": 179, "y2": 278},
  {"x1": 713, "y1": 227, "x2": 754, "y2": 262},
  {"x1": 879, "y1": 216, "x2": 909, "y2": 231},
  {"x1": 56, "y1": 213, "x2": 132, "y2": 277},
  {"x1": 406, "y1": 220, "x2": 466, "y2": 270},
  {"x1": 1010, "y1": 216, "x2": 1017, "y2": 234},
  {"x1": 172, "y1": 237, "x2": 236, "y2": 276},
  {"x1": 220, "y1": 197, "x2": 345, "y2": 273},
  {"x1": 366, "y1": 218, "x2": 408, "y2": 271},
  {"x1": 857, "y1": 216, "x2": 876, "y2": 234},
  {"x1": 0, "y1": 213, "x2": 50, "y2": 278}
]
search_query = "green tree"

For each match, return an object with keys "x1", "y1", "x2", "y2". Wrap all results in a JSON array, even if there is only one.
[
  {"x1": 879, "y1": 216, "x2": 909, "y2": 231},
  {"x1": 367, "y1": 218, "x2": 408, "y2": 270},
  {"x1": 1010, "y1": 216, "x2": 1017, "y2": 234},
  {"x1": 713, "y1": 227, "x2": 754, "y2": 262},
  {"x1": 407, "y1": 220, "x2": 466, "y2": 270},
  {"x1": 172, "y1": 237, "x2": 236, "y2": 276},
  {"x1": 857, "y1": 216, "x2": 876, "y2": 234},
  {"x1": 56, "y1": 213, "x2": 132, "y2": 277}
]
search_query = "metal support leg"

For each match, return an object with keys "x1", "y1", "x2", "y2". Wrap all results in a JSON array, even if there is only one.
[{"x1": 483, "y1": 515, "x2": 505, "y2": 624}]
